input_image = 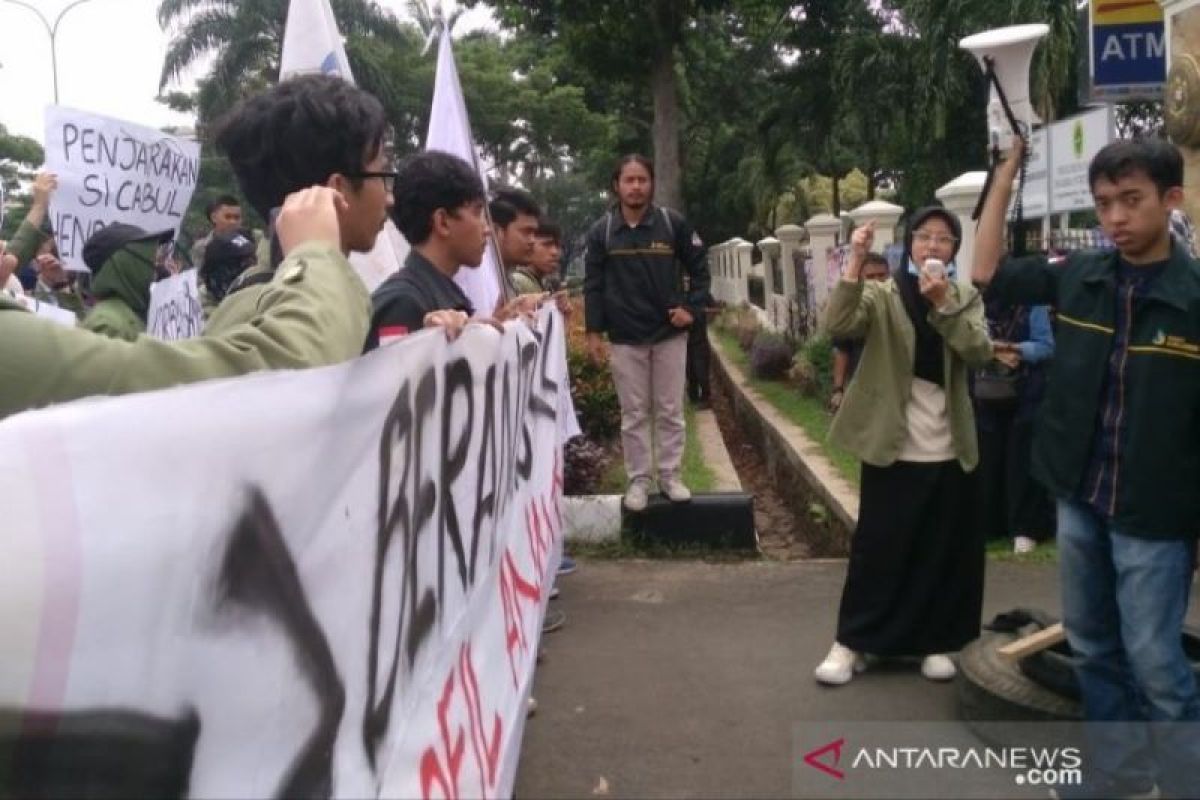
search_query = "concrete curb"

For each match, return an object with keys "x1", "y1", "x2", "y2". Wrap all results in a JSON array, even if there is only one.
[
  {"x1": 709, "y1": 333, "x2": 859, "y2": 546},
  {"x1": 562, "y1": 495, "x2": 623, "y2": 543}
]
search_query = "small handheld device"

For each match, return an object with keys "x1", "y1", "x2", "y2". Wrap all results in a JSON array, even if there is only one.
[{"x1": 922, "y1": 258, "x2": 946, "y2": 281}]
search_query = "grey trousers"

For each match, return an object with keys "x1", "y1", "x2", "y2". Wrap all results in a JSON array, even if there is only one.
[{"x1": 609, "y1": 332, "x2": 688, "y2": 483}]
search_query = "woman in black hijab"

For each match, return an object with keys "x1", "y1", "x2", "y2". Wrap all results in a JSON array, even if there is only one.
[{"x1": 815, "y1": 207, "x2": 995, "y2": 686}]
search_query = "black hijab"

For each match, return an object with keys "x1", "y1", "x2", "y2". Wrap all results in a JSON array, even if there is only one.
[{"x1": 894, "y1": 206, "x2": 962, "y2": 387}]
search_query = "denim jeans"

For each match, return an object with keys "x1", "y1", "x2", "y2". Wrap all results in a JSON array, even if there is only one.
[{"x1": 1057, "y1": 500, "x2": 1200, "y2": 796}]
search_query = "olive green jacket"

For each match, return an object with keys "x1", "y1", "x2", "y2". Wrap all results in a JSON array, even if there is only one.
[
  {"x1": 7, "y1": 219, "x2": 49, "y2": 267},
  {"x1": 0, "y1": 242, "x2": 371, "y2": 420},
  {"x1": 823, "y1": 276, "x2": 993, "y2": 471}
]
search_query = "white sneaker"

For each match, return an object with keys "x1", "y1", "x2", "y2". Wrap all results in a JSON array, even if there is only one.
[
  {"x1": 1013, "y1": 535, "x2": 1037, "y2": 554},
  {"x1": 814, "y1": 642, "x2": 866, "y2": 685},
  {"x1": 921, "y1": 654, "x2": 956, "y2": 681},
  {"x1": 660, "y1": 476, "x2": 692, "y2": 503},
  {"x1": 623, "y1": 479, "x2": 650, "y2": 512}
]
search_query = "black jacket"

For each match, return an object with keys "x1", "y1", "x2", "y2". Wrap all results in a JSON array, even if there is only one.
[
  {"x1": 988, "y1": 242, "x2": 1200, "y2": 539},
  {"x1": 583, "y1": 205, "x2": 710, "y2": 345},
  {"x1": 365, "y1": 251, "x2": 473, "y2": 351}
]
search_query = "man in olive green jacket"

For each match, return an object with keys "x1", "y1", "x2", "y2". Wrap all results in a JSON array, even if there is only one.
[
  {"x1": 0, "y1": 73, "x2": 401, "y2": 420},
  {"x1": 80, "y1": 225, "x2": 172, "y2": 341},
  {"x1": 0, "y1": 186, "x2": 368, "y2": 420},
  {"x1": 824, "y1": 219, "x2": 994, "y2": 471}
]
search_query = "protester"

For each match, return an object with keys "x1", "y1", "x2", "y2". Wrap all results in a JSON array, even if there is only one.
[
  {"x1": 201, "y1": 229, "x2": 259, "y2": 305},
  {"x1": 490, "y1": 187, "x2": 541, "y2": 280},
  {"x1": 815, "y1": 211, "x2": 993, "y2": 687},
  {"x1": 532, "y1": 221, "x2": 563, "y2": 285},
  {"x1": 829, "y1": 252, "x2": 889, "y2": 412},
  {"x1": 201, "y1": 74, "x2": 392, "y2": 351},
  {"x1": 973, "y1": 298, "x2": 1055, "y2": 554},
  {"x1": 5, "y1": 172, "x2": 57, "y2": 270},
  {"x1": 584, "y1": 154, "x2": 710, "y2": 510},
  {"x1": 366, "y1": 151, "x2": 491, "y2": 349},
  {"x1": 0, "y1": 243, "x2": 21, "y2": 298},
  {"x1": 684, "y1": 275, "x2": 715, "y2": 410},
  {"x1": 189, "y1": 194, "x2": 244, "y2": 268},
  {"x1": 512, "y1": 220, "x2": 559, "y2": 294},
  {"x1": 0, "y1": 185, "x2": 377, "y2": 419},
  {"x1": 32, "y1": 245, "x2": 85, "y2": 319},
  {"x1": 79, "y1": 224, "x2": 172, "y2": 341},
  {"x1": 973, "y1": 136, "x2": 1200, "y2": 800}
]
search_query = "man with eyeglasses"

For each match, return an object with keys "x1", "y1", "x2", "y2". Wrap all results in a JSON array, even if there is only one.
[
  {"x1": 79, "y1": 224, "x2": 175, "y2": 341},
  {"x1": 203, "y1": 73, "x2": 397, "y2": 345}
]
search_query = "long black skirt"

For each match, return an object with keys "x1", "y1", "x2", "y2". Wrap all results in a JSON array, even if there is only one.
[{"x1": 836, "y1": 460, "x2": 985, "y2": 657}]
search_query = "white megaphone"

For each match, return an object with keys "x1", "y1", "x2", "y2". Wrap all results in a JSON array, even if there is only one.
[{"x1": 959, "y1": 24, "x2": 1049, "y2": 152}]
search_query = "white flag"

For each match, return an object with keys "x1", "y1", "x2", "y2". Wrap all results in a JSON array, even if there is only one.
[
  {"x1": 426, "y1": 28, "x2": 507, "y2": 317},
  {"x1": 279, "y1": 0, "x2": 408, "y2": 292},
  {"x1": 280, "y1": 0, "x2": 354, "y2": 80}
]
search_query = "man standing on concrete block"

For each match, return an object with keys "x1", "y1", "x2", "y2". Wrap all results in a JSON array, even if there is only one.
[
  {"x1": 974, "y1": 136, "x2": 1200, "y2": 800},
  {"x1": 584, "y1": 154, "x2": 710, "y2": 512}
]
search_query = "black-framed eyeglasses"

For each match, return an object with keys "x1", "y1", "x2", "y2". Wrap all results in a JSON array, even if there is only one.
[{"x1": 346, "y1": 171, "x2": 400, "y2": 192}]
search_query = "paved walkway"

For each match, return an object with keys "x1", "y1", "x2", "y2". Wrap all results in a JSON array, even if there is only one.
[{"x1": 515, "y1": 559, "x2": 1200, "y2": 799}]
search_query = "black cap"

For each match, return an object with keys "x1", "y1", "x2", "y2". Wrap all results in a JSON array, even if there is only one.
[
  {"x1": 203, "y1": 229, "x2": 257, "y2": 270},
  {"x1": 82, "y1": 223, "x2": 173, "y2": 274},
  {"x1": 904, "y1": 206, "x2": 962, "y2": 261}
]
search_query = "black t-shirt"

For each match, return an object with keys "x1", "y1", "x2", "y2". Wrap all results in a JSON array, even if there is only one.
[{"x1": 365, "y1": 251, "x2": 474, "y2": 351}]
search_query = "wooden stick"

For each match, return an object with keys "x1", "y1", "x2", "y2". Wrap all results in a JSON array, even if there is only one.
[{"x1": 997, "y1": 622, "x2": 1066, "y2": 663}]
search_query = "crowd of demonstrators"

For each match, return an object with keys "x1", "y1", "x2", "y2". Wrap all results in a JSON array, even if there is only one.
[
  {"x1": 0, "y1": 74, "x2": 397, "y2": 419},
  {"x1": 816, "y1": 209, "x2": 994, "y2": 687},
  {"x1": 828, "y1": 252, "x2": 890, "y2": 413},
  {"x1": 584, "y1": 154, "x2": 711, "y2": 512},
  {"x1": 973, "y1": 297, "x2": 1055, "y2": 554},
  {"x1": 975, "y1": 136, "x2": 1200, "y2": 800}
]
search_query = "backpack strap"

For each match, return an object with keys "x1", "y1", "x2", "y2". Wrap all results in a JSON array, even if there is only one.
[{"x1": 604, "y1": 210, "x2": 614, "y2": 250}]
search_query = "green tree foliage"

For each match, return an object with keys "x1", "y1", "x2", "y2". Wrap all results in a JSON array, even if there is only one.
[{"x1": 0, "y1": 123, "x2": 45, "y2": 239}]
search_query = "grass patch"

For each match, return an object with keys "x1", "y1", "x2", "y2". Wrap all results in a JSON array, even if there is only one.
[
  {"x1": 714, "y1": 330, "x2": 861, "y2": 486},
  {"x1": 682, "y1": 404, "x2": 718, "y2": 492},
  {"x1": 568, "y1": 536, "x2": 755, "y2": 561},
  {"x1": 986, "y1": 537, "x2": 1059, "y2": 564},
  {"x1": 592, "y1": 400, "x2": 716, "y2": 495}
]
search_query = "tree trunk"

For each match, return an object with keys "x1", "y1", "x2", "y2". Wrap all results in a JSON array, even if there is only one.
[
  {"x1": 650, "y1": 47, "x2": 684, "y2": 212},
  {"x1": 831, "y1": 175, "x2": 841, "y2": 217}
]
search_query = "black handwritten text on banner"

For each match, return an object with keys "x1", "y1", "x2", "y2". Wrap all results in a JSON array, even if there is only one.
[
  {"x1": 0, "y1": 309, "x2": 568, "y2": 798},
  {"x1": 44, "y1": 107, "x2": 200, "y2": 271}
]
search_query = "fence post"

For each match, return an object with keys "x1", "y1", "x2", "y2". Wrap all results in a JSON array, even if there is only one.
[
  {"x1": 805, "y1": 213, "x2": 843, "y2": 310},
  {"x1": 847, "y1": 199, "x2": 905, "y2": 249},
  {"x1": 732, "y1": 238, "x2": 753, "y2": 305},
  {"x1": 935, "y1": 171, "x2": 988, "y2": 287}
]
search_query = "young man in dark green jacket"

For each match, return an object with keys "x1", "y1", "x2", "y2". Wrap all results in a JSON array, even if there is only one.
[{"x1": 974, "y1": 137, "x2": 1200, "y2": 799}]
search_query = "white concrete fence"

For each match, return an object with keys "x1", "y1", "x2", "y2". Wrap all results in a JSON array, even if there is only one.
[{"x1": 708, "y1": 171, "x2": 991, "y2": 332}]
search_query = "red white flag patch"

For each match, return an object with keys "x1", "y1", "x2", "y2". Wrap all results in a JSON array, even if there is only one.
[{"x1": 378, "y1": 325, "x2": 409, "y2": 346}]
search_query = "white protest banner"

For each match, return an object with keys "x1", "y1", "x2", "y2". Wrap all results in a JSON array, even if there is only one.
[
  {"x1": 280, "y1": 0, "x2": 408, "y2": 292},
  {"x1": 147, "y1": 270, "x2": 204, "y2": 340},
  {"x1": 0, "y1": 308, "x2": 569, "y2": 799},
  {"x1": 11, "y1": 294, "x2": 78, "y2": 327},
  {"x1": 43, "y1": 107, "x2": 200, "y2": 272}
]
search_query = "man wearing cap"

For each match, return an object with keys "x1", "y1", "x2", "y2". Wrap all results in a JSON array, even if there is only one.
[
  {"x1": 80, "y1": 224, "x2": 173, "y2": 341},
  {"x1": 201, "y1": 229, "x2": 259, "y2": 306}
]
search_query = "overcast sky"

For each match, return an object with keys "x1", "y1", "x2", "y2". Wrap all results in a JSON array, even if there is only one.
[{"x1": 0, "y1": 0, "x2": 493, "y2": 147}]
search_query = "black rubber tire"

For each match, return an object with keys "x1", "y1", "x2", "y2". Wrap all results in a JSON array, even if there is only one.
[{"x1": 957, "y1": 629, "x2": 1082, "y2": 749}]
